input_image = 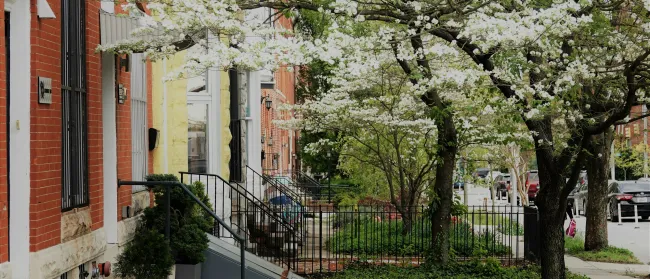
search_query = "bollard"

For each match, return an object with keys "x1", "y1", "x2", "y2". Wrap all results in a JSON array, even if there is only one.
[
  {"x1": 618, "y1": 203, "x2": 623, "y2": 226},
  {"x1": 634, "y1": 205, "x2": 640, "y2": 229}
]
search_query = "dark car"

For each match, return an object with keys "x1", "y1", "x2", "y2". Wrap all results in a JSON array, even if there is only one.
[
  {"x1": 493, "y1": 174, "x2": 511, "y2": 200},
  {"x1": 453, "y1": 181, "x2": 465, "y2": 190},
  {"x1": 526, "y1": 170, "x2": 540, "y2": 202},
  {"x1": 608, "y1": 181, "x2": 650, "y2": 222}
]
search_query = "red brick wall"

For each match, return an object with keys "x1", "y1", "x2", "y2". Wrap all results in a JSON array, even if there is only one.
[
  {"x1": 30, "y1": 0, "x2": 65, "y2": 252},
  {"x1": 116, "y1": 54, "x2": 133, "y2": 221},
  {"x1": 28, "y1": 0, "x2": 142, "y2": 252},
  {"x1": 0, "y1": 0, "x2": 8, "y2": 264}
]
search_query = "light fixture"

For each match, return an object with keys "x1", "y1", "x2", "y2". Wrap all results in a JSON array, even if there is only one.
[
  {"x1": 261, "y1": 134, "x2": 265, "y2": 143},
  {"x1": 268, "y1": 136, "x2": 274, "y2": 146},
  {"x1": 261, "y1": 96, "x2": 273, "y2": 110}
]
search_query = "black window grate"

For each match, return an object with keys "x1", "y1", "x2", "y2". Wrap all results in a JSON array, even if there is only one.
[
  {"x1": 229, "y1": 120, "x2": 243, "y2": 182},
  {"x1": 61, "y1": 0, "x2": 88, "y2": 211}
]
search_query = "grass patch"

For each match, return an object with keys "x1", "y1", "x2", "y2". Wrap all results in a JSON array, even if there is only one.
[
  {"x1": 462, "y1": 211, "x2": 524, "y2": 236},
  {"x1": 308, "y1": 259, "x2": 589, "y2": 279},
  {"x1": 565, "y1": 236, "x2": 641, "y2": 264},
  {"x1": 326, "y1": 219, "x2": 511, "y2": 257}
]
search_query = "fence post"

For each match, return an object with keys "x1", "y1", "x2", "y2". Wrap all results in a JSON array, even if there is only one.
[
  {"x1": 319, "y1": 207, "x2": 323, "y2": 270},
  {"x1": 165, "y1": 183, "x2": 171, "y2": 242},
  {"x1": 634, "y1": 205, "x2": 640, "y2": 229}
]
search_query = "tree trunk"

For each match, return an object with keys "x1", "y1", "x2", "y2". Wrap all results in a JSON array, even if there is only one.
[
  {"x1": 402, "y1": 212, "x2": 413, "y2": 236},
  {"x1": 585, "y1": 130, "x2": 611, "y2": 251},
  {"x1": 536, "y1": 162, "x2": 569, "y2": 279},
  {"x1": 430, "y1": 114, "x2": 457, "y2": 265},
  {"x1": 537, "y1": 202, "x2": 567, "y2": 279}
]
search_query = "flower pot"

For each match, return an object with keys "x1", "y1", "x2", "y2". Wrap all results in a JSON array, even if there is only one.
[{"x1": 175, "y1": 263, "x2": 201, "y2": 279}]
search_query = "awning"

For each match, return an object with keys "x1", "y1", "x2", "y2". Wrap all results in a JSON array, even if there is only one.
[{"x1": 99, "y1": 10, "x2": 141, "y2": 46}]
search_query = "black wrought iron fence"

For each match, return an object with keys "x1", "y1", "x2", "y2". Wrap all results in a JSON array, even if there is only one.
[{"x1": 294, "y1": 204, "x2": 530, "y2": 275}]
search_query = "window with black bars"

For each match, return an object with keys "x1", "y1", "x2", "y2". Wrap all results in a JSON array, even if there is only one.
[{"x1": 61, "y1": 0, "x2": 88, "y2": 211}]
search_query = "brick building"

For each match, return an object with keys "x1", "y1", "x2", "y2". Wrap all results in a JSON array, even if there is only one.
[
  {"x1": 615, "y1": 105, "x2": 649, "y2": 147},
  {"x1": 0, "y1": 0, "x2": 153, "y2": 277},
  {"x1": 261, "y1": 15, "x2": 299, "y2": 176}
]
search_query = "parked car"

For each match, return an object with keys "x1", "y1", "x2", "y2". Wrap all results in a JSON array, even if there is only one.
[
  {"x1": 574, "y1": 181, "x2": 588, "y2": 216},
  {"x1": 453, "y1": 181, "x2": 465, "y2": 190},
  {"x1": 474, "y1": 168, "x2": 490, "y2": 179},
  {"x1": 608, "y1": 180, "x2": 650, "y2": 222},
  {"x1": 575, "y1": 179, "x2": 615, "y2": 216},
  {"x1": 493, "y1": 174, "x2": 511, "y2": 200},
  {"x1": 526, "y1": 170, "x2": 540, "y2": 202}
]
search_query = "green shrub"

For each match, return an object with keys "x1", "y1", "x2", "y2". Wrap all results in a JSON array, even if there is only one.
[
  {"x1": 114, "y1": 229, "x2": 174, "y2": 279},
  {"x1": 310, "y1": 260, "x2": 590, "y2": 279},
  {"x1": 114, "y1": 174, "x2": 214, "y2": 279},
  {"x1": 326, "y1": 219, "x2": 511, "y2": 257}
]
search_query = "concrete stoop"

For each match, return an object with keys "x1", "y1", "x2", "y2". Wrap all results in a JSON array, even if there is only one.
[{"x1": 203, "y1": 234, "x2": 304, "y2": 279}]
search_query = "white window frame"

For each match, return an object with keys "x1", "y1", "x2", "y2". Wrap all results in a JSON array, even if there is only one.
[{"x1": 187, "y1": 67, "x2": 220, "y2": 175}]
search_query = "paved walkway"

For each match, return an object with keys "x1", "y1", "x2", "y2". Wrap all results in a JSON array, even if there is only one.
[{"x1": 566, "y1": 255, "x2": 650, "y2": 278}]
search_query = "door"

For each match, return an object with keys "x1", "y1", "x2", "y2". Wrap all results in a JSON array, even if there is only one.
[{"x1": 187, "y1": 101, "x2": 209, "y2": 173}]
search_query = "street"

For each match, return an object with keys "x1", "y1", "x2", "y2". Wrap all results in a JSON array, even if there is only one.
[{"x1": 458, "y1": 184, "x2": 650, "y2": 264}]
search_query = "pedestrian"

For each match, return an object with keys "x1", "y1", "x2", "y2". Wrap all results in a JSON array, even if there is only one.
[{"x1": 566, "y1": 200, "x2": 577, "y2": 237}]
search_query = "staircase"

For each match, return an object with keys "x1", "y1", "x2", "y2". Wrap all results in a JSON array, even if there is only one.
[{"x1": 180, "y1": 172, "x2": 304, "y2": 270}]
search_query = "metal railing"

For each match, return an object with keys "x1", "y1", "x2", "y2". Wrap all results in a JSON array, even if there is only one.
[
  {"x1": 117, "y1": 180, "x2": 247, "y2": 279},
  {"x1": 294, "y1": 204, "x2": 529, "y2": 275},
  {"x1": 180, "y1": 171, "x2": 304, "y2": 270},
  {"x1": 246, "y1": 166, "x2": 303, "y2": 207}
]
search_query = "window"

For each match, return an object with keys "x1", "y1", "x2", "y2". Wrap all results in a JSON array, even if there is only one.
[
  {"x1": 188, "y1": 103, "x2": 208, "y2": 173},
  {"x1": 131, "y1": 53, "x2": 148, "y2": 192},
  {"x1": 228, "y1": 69, "x2": 243, "y2": 182},
  {"x1": 61, "y1": 0, "x2": 88, "y2": 210}
]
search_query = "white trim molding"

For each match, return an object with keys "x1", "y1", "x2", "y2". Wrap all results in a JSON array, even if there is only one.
[{"x1": 8, "y1": 0, "x2": 31, "y2": 277}]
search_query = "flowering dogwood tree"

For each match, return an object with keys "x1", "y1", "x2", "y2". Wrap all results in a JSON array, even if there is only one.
[
  {"x1": 279, "y1": 62, "x2": 440, "y2": 234},
  {"x1": 248, "y1": 2, "x2": 650, "y2": 276},
  {"x1": 102, "y1": 0, "x2": 650, "y2": 276}
]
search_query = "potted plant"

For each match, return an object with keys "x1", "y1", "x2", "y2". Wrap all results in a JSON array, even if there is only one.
[{"x1": 114, "y1": 174, "x2": 214, "y2": 279}]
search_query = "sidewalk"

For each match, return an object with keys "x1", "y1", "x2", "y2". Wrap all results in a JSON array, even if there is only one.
[{"x1": 566, "y1": 255, "x2": 650, "y2": 278}]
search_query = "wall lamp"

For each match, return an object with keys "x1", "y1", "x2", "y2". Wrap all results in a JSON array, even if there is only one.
[{"x1": 261, "y1": 96, "x2": 272, "y2": 110}]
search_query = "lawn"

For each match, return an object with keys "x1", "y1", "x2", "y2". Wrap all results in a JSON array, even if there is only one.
[
  {"x1": 308, "y1": 260, "x2": 589, "y2": 279},
  {"x1": 565, "y1": 236, "x2": 641, "y2": 264}
]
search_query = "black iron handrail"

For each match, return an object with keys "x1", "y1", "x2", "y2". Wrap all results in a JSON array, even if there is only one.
[
  {"x1": 247, "y1": 166, "x2": 303, "y2": 205},
  {"x1": 180, "y1": 171, "x2": 303, "y2": 269},
  {"x1": 181, "y1": 171, "x2": 302, "y2": 237},
  {"x1": 118, "y1": 180, "x2": 246, "y2": 279}
]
